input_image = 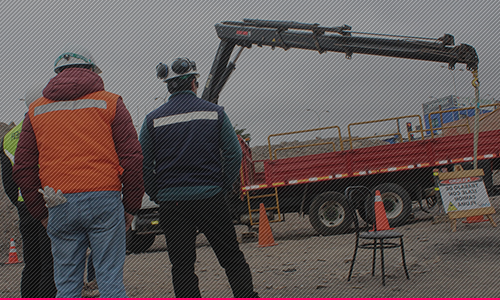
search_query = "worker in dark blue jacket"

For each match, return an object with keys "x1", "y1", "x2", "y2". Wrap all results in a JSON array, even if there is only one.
[{"x1": 140, "y1": 57, "x2": 258, "y2": 298}]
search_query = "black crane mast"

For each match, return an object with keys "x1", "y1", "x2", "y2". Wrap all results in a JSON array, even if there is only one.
[{"x1": 202, "y1": 19, "x2": 479, "y2": 104}]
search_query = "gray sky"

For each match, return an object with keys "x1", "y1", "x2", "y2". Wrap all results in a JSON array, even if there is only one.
[{"x1": 1, "y1": 0, "x2": 499, "y2": 145}]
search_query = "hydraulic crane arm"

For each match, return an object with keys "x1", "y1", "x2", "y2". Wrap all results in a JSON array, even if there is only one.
[{"x1": 202, "y1": 19, "x2": 479, "y2": 104}]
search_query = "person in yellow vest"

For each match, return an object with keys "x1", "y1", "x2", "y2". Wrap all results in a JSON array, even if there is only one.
[
  {"x1": 13, "y1": 48, "x2": 143, "y2": 298},
  {"x1": 0, "y1": 85, "x2": 57, "y2": 298}
]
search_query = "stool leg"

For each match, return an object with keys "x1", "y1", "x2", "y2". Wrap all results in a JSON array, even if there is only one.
[
  {"x1": 380, "y1": 239, "x2": 386, "y2": 286},
  {"x1": 372, "y1": 239, "x2": 377, "y2": 276},
  {"x1": 400, "y1": 237, "x2": 410, "y2": 280},
  {"x1": 348, "y1": 236, "x2": 359, "y2": 281}
]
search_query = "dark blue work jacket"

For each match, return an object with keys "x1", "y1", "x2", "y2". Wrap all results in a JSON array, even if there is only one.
[{"x1": 146, "y1": 92, "x2": 225, "y2": 189}]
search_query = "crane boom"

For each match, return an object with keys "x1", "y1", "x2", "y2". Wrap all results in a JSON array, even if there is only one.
[{"x1": 202, "y1": 19, "x2": 479, "y2": 104}]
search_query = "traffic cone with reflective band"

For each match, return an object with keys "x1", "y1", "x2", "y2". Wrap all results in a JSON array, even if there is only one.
[
  {"x1": 6, "y1": 238, "x2": 21, "y2": 264},
  {"x1": 258, "y1": 203, "x2": 277, "y2": 247},
  {"x1": 463, "y1": 215, "x2": 489, "y2": 224},
  {"x1": 371, "y1": 190, "x2": 394, "y2": 231}
]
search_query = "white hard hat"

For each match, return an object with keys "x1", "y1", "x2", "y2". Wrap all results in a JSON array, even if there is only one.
[
  {"x1": 53, "y1": 47, "x2": 101, "y2": 74},
  {"x1": 156, "y1": 57, "x2": 199, "y2": 82},
  {"x1": 21, "y1": 83, "x2": 46, "y2": 108}
]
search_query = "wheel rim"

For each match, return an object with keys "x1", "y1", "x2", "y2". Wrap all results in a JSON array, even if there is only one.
[
  {"x1": 382, "y1": 192, "x2": 404, "y2": 219},
  {"x1": 318, "y1": 201, "x2": 345, "y2": 227}
]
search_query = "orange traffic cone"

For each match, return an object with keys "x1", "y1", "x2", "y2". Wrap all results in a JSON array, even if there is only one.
[
  {"x1": 258, "y1": 203, "x2": 277, "y2": 248},
  {"x1": 462, "y1": 215, "x2": 489, "y2": 224},
  {"x1": 6, "y1": 238, "x2": 21, "y2": 264},
  {"x1": 372, "y1": 190, "x2": 394, "y2": 231}
]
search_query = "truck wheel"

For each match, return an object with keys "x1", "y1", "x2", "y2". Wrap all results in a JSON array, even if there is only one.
[
  {"x1": 126, "y1": 230, "x2": 155, "y2": 253},
  {"x1": 368, "y1": 183, "x2": 412, "y2": 227},
  {"x1": 309, "y1": 192, "x2": 354, "y2": 236},
  {"x1": 348, "y1": 189, "x2": 371, "y2": 224}
]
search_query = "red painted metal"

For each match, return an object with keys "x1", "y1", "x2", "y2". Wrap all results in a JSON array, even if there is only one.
[
  {"x1": 242, "y1": 130, "x2": 500, "y2": 190},
  {"x1": 238, "y1": 136, "x2": 255, "y2": 186}
]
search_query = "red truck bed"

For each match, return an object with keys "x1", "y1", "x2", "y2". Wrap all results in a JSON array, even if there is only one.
[{"x1": 241, "y1": 130, "x2": 500, "y2": 191}]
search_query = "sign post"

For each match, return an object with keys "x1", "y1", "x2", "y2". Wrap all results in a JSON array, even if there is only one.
[{"x1": 438, "y1": 165, "x2": 497, "y2": 232}]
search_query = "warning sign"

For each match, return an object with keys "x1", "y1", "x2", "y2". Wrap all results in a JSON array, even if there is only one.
[
  {"x1": 439, "y1": 176, "x2": 492, "y2": 213},
  {"x1": 437, "y1": 167, "x2": 497, "y2": 232}
]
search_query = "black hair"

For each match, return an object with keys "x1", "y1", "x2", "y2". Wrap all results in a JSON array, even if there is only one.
[{"x1": 167, "y1": 75, "x2": 196, "y2": 94}]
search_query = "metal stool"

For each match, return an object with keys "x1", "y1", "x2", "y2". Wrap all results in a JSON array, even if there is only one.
[{"x1": 345, "y1": 186, "x2": 410, "y2": 285}]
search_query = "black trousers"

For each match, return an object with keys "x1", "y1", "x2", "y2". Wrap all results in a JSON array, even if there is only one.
[
  {"x1": 159, "y1": 193, "x2": 258, "y2": 298},
  {"x1": 17, "y1": 203, "x2": 57, "y2": 298}
]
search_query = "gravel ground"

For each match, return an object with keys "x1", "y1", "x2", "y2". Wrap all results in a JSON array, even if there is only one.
[{"x1": 0, "y1": 196, "x2": 498, "y2": 298}]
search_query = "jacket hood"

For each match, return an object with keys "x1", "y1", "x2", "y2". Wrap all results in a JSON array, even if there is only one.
[{"x1": 43, "y1": 68, "x2": 104, "y2": 101}]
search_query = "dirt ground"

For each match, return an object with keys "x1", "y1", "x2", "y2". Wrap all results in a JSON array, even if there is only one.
[{"x1": 0, "y1": 196, "x2": 498, "y2": 298}]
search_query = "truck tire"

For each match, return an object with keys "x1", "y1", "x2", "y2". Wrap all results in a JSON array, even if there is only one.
[
  {"x1": 348, "y1": 189, "x2": 371, "y2": 224},
  {"x1": 367, "y1": 183, "x2": 412, "y2": 227},
  {"x1": 309, "y1": 191, "x2": 354, "y2": 236},
  {"x1": 126, "y1": 230, "x2": 155, "y2": 253}
]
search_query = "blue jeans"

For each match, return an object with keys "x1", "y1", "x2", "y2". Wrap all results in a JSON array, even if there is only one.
[{"x1": 47, "y1": 191, "x2": 127, "y2": 298}]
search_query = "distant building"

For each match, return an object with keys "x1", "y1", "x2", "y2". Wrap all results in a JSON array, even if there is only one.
[{"x1": 422, "y1": 95, "x2": 497, "y2": 130}]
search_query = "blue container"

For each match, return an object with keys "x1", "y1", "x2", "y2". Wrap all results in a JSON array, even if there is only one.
[{"x1": 424, "y1": 107, "x2": 491, "y2": 130}]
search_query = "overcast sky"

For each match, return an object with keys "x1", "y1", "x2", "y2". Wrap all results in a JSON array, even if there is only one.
[{"x1": 1, "y1": 0, "x2": 499, "y2": 145}]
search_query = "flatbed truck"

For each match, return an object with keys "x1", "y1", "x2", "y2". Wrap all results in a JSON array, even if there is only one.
[{"x1": 231, "y1": 117, "x2": 500, "y2": 235}]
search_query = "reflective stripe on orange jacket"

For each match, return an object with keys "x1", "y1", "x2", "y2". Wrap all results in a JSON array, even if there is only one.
[{"x1": 28, "y1": 91, "x2": 124, "y2": 193}]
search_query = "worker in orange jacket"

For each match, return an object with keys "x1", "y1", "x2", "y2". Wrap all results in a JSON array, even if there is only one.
[{"x1": 13, "y1": 48, "x2": 144, "y2": 298}]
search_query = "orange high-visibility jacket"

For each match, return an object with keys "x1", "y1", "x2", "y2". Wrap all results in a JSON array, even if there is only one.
[{"x1": 28, "y1": 91, "x2": 124, "y2": 193}]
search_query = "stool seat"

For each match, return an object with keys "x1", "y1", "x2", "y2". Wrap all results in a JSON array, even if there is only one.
[{"x1": 360, "y1": 230, "x2": 403, "y2": 239}]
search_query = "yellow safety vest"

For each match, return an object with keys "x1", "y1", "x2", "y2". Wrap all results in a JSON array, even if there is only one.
[{"x1": 2, "y1": 122, "x2": 24, "y2": 202}]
